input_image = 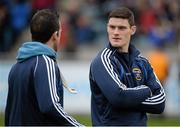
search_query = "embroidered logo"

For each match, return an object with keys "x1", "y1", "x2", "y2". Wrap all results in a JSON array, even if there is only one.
[{"x1": 132, "y1": 68, "x2": 142, "y2": 81}]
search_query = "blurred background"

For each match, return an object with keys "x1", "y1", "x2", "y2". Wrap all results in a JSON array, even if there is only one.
[{"x1": 0, "y1": 0, "x2": 180, "y2": 126}]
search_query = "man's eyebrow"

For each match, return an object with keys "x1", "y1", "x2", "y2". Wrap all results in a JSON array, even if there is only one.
[
  {"x1": 108, "y1": 24, "x2": 128, "y2": 28},
  {"x1": 118, "y1": 26, "x2": 128, "y2": 28}
]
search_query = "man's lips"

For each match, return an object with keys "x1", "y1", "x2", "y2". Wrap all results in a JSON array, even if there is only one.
[{"x1": 112, "y1": 37, "x2": 121, "y2": 40}]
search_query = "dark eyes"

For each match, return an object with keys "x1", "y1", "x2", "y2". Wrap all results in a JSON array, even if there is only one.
[
  {"x1": 109, "y1": 25, "x2": 127, "y2": 30},
  {"x1": 109, "y1": 25, "x2": 116, "y2": 29}
]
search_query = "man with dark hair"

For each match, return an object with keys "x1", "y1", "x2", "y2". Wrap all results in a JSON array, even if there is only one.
[
  {"x1": 5, "y1": 9, "x2": 83, "y2": 126},
  {"x1": 89, "y1": 7, "x2": 165, "y2": 126}
]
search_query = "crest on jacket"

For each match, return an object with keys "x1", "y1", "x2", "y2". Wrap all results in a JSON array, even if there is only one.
[{"x1": 132, "y1": 68, "x2": 142, "y2": 81}]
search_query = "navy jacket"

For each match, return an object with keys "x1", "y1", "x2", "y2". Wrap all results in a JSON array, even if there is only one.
[
  {"x1": 89, "y1": 44, "x2": 165, "y2": 126},
  {"x1": 5, "y1": 42, "x2": 82, "y2": 126}
]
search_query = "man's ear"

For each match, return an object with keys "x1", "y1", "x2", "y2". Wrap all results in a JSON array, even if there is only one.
[
  {"x1": 52, "y1": 31, "x2": 58, "y2": 40},
  {"x1": 56, "y1": 31, "x2": 59, "y2": 36},
  {"x1": 131, "y1": 26, "x2": 136, "y2": 35}
]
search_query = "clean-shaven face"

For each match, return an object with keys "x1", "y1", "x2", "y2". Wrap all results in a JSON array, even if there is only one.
[{"x1": 107, "y1": 18, "x2": 136, "y2": 52}]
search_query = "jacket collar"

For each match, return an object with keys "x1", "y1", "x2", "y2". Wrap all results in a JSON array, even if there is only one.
[
  {"x1": 16, "y1": 41, "x2": 57, "y2": 62},
  {"x1": 107, "y1": 42, "x2": 140, "y2": 61}
]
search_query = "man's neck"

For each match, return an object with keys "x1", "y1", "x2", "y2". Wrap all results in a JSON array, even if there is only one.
[
  {"x1": 118, "y1": 47, "x2": 128, "y2": 53},
  {"x1": 117, "y1": 43, "x2": 129, "y2": 53}
]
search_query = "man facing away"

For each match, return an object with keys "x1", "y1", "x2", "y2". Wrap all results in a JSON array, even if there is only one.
[
  {"x1": 89, "y1": 7, "x2": 165, "y2": 126},
  {"x1": 5, "y1": 9, "x2": 83, "y2": 126}
]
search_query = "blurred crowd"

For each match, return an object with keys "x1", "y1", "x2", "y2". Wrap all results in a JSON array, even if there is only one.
[
  {"x1": 0, "y1": 0, "x2": 179, "y2": 52},
  {"x1": 0, "y1": 0, "x2": 180, "y2": 76}
]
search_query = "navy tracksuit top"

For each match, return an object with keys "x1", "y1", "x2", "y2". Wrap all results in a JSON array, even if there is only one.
[
  {"x1": 5, "y1": 42, "x2": 82, "y2": 126},
  {"x1": 89, "y1": 44, "x2": 165, "y2": 126}
]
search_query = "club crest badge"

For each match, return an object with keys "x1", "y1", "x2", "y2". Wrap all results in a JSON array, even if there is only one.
[{"x1": 132, "y1": 68, "x2": 142, "y2": 81}]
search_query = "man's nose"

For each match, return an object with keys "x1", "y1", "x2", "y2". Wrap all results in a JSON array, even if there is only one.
[{"x1": 113, "y1": 28, "x2": 119, "y2": 35}]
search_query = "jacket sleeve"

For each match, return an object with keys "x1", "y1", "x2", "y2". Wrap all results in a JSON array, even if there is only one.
[
  {"x1": 138, "y1": 60, "x2": 166, "y2": 114},
  {"x1": 90, "y1": 48, "x2": 152, "y2": 109},
  {"x1": 33, "y1": 55, "x2": 83, "y2": 126}
]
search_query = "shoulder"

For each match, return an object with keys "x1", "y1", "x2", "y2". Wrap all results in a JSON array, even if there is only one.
[
  {"x1": 33, "y1": 55, "x2": 57, "y2": 71},
  {"x1": 36, "y1": 55, "x2": 56, "y2": 64},
  {"x1": 91, "y1": 47, "x2": 116, "y2": 67},
  {"x1": 136, "y1": 54, "x2": 150, "y2": 64},
  {"x1": 34, "y1": 55, "x2": 59, "y2": 74},
  {"x1": 135, "y1": 54, "x2": 153, "y2": 72}
]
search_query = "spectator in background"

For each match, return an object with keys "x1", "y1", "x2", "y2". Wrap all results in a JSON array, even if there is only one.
[
  {"x1": 75, "y1": 14, "x2": 96, "y2": 45},
  {"x1": 0, "y1": 1, "x2": 12, "y2": 52},
  {"x1": 59, "y1": 13, "x2": 70, "y2": 50},
  {"x1": 10, "y1": 0, "x2": 31, "y2": 45},
  {"x1": 146, "y1": 15, "x2": 174, "y2": 87},
  {"x1": 148, "y1": 16, "x2": 175, "y2": 47},
  {"x1": 147, "y1": 45, "x2": 170, "y2": 86},
  {"x1": 167, "y1": 0, "x2": 180, "y2": 46},
  {"x1": 58, "y1": 0, "x2": 81, "y2": 56},
  {"x1": 31, "y1": 0, "x2": 56, "y2": 14},
  {"x1": 137, "y1": 0, "x2": 156, "y2": 34}
]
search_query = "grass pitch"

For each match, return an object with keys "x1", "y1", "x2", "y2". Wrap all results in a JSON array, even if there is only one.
[{"x1": 1, "y1": 113, "x2": 180, "y2": 126}]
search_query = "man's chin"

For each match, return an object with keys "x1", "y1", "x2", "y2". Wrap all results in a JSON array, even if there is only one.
[{"x1": 111, "y1": 43, "x2": 122, "y2": 48}]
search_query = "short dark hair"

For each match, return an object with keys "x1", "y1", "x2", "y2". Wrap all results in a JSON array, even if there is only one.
[
  {"x1": 30, "y1": 9, "x2": 60, "y2": 43},
  {"x1": 108, "y1": 7, "x2": 135, "y2": 26}
]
